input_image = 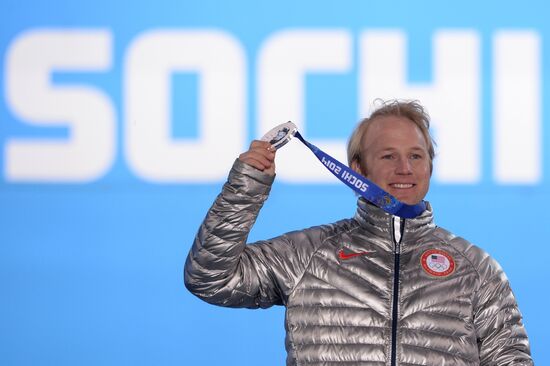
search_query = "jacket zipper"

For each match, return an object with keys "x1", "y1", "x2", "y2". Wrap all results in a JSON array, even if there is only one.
[{"x1": 390, "y1": 217, "x2": 404, "y2": 366}]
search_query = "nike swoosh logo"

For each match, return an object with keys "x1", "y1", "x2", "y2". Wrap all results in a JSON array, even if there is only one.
[{"x1": 338, "y1": 249, "x2": 373, "y2": 260}]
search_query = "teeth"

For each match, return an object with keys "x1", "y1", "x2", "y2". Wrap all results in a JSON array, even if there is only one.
[{"x1": 392, "y1": 183, "x2": 413, "y2": 189}]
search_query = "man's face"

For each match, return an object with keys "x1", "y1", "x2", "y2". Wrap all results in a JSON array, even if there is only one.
[{"x1": 352, "y1": 116, "x2": 431, "y2": 205}]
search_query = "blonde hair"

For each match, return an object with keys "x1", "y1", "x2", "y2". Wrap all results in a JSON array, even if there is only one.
[{"x1": 347, "y1": 99, "x2": 436, "y2": 172}]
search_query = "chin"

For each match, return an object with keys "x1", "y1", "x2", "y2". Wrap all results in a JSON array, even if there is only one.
[
  {"x1": 390, "y1": 188, "x2": 427, "y2": 205},
  {"x1": 393, "y1": 195, "x2": 419, "y2": 205}
]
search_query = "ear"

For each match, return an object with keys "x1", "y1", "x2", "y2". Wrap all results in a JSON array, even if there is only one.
[{"x1": 351, "y1": 159, "x2": 365, "y2": 175}]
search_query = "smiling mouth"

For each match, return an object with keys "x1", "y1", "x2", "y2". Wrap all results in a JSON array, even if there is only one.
[{"x1": 390, "y1": 183, "x2": 415, "y2": 189}]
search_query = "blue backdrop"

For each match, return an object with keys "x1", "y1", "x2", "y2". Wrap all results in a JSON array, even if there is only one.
[{"x1": 0, "y1": 1, "x2": 548, "y2": 365}]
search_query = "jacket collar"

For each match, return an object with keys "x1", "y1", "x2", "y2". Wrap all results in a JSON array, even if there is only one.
[{"x1": 354, "y1": 198, "x2": 436, "y2": 250}]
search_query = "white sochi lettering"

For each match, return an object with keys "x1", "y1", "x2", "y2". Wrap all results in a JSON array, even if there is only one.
[
  {"x1": 5, "y1": 29, "x2": 115, "y2": 182},
  {"x1": 321, "y1": 156, "x2": 342, "y2": 175},
  {"x1": 125, "y1": 29, "x2": 246, "y2": 182},
  {"x1": 493, "y1": 31, "x2": 541, "y2": 184},
  {"x1": 1, "y1": 27, "x2": 544, "y2": 185},
  {"x1": 258, "y1": 29, "x2": 351, "y2": 183},
  {"x1": 360, "y1": 30, "x2": 481, "y2": 183},
  {"x1": 338, "y1": 169, "x2": 369, "y2": 192}
]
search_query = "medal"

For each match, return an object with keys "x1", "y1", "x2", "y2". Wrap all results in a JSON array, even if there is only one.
[{"x1": 260, "y1": 121, "x2": 297, "y2": 150}]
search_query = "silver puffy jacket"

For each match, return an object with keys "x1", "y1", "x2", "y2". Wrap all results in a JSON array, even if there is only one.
[{"x1": 184, "y1": 160, "x2": 533, "y2": 366}]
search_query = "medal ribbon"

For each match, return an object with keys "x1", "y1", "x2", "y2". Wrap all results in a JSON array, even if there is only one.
[{"x1": 293, "y1": 131, "x2": 426, "y2": 218}]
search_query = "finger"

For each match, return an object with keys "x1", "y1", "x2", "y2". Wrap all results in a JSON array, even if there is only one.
[
  {"x1": 242, "y1": 143, "x2": 276, "y2": 162},
  {"x1": 238, "y1": 140, "x2": 277, "y2": 172},
  {"x1": 239, "y1": 150, "x2": 274, "y2": 168},
  {"x1": 249, "y1": 140, "x2": 273, "y2": 151},
  {"x1": 239, "y1": 155, "x2": 273, "y2": 171}
]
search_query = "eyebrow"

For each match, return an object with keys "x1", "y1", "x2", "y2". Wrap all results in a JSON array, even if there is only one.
[{"x1": 378, "y1": 146, "x2": 427, "y2": 152}]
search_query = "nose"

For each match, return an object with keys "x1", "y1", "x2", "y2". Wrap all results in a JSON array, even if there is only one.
[{"x1": 395, "y1": 156, "x2": 412, "y2": 175}]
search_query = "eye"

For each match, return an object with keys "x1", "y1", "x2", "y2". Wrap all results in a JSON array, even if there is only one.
[
  {"x1": 381, "y1": 154, "x2": 394, "y2": 160},
  {"x1": 410, "y1": 153, "x2": 424, "y2": 160}
]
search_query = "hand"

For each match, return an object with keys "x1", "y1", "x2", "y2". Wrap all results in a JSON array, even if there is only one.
[{"x1": 238, "y1": 140, "x2": 276, "y2": 175}]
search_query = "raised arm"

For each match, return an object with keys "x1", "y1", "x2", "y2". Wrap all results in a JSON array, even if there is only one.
[{"x1": 184, "y1": 141, "x2": 295, "y2": 308}]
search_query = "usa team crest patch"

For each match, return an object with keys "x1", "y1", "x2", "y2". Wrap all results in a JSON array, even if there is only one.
[{"x1": 421, "y1": 249, "x2": 455, "y2": 277}]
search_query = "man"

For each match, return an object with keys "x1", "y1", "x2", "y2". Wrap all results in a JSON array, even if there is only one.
[{"x1": 184, "y1": 100, "x2": 533, "y2": 365}]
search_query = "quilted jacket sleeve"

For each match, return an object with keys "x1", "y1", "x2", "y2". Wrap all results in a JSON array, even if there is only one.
[
  {"x1": 473, "y1": 254, "x2": 533, "y2": 365},
  {"x1": 184, "y1": 159, "x2": 320, "y2": 309}
]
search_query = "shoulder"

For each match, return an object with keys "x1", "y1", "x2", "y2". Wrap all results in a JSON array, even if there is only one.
[
  {"x1": 431, "y1": 226, "x2": 504, "y2": 285},
  {"x1": 260, "y1": 218, "x2": 358, "y2": 259},
  {"x1": 283, "y1": 218, "x2": 359, "y2": 248},
  {"x1": 244, "y1": 218, "x2": 358, "y2": 283}
]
